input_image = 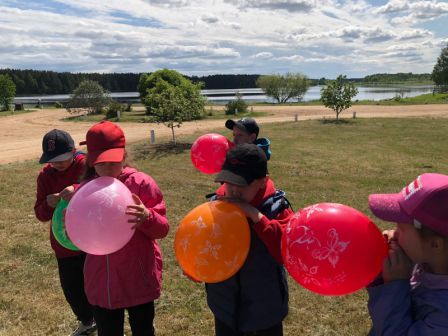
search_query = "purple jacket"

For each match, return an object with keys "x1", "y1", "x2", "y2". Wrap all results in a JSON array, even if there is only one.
[
  {"x1": 83, "y1": 167, "x2": 169, "y2": 309},
  {"x1": 368, "y1": 265, "x2": 448, "y2": 336}
]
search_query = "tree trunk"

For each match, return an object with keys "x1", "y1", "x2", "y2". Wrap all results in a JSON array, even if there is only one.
[{"x1": 171, "y1": 126, "x2": 176, "y2": 144}]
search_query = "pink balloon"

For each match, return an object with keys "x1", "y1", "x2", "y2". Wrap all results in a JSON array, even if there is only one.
[
  {"x1": 66, "y1": 176, "x2": 135, "y2": 255},
  {"x1": 191, "y1": 133, "x2": 233, "y2": 174},
  {"x1": 282, "y1": 203, "x2": 388, "y2": 296}
]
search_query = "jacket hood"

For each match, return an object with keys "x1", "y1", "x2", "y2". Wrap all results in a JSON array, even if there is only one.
[{"x1": 117, "y1": 166, "x2": 138, "y2": 181}]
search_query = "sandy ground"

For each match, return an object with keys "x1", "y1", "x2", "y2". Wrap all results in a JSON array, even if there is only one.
[{"x1": 1, "y1": 104, "x2": 448, "y2": 165}]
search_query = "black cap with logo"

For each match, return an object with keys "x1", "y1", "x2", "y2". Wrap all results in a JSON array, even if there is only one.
[
  {"x1": 39, "y1": 129, "x2": 75, "y2": 164},
  {"x1": 225, "y1": 118, "x2": 259, "y2": 138},
  {"x1": 215, "y1": 143, "x2": 267, "y2": 186}
]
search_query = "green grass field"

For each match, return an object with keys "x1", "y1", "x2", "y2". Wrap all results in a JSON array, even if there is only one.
[{"x1": 1, "y1": 117, "x2": 448, "y2": 335}]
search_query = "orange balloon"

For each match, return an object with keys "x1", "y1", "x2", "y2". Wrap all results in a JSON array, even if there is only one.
[{"x1": 175, "y1": 201, "x2": 250, "y2": 283}]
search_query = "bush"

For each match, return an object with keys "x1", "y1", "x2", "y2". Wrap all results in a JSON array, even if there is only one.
[
  {"x1": 125, "y1": 103, "x2": 133, "y2": 112},
  {"x1": 105, "y1": 101, "x2": 125, "y2": 119},
  {"x1": 225, "y1": 93, "x2": 248, "y2": 115},
  {"x1": 54, "y1": 102, "x2": 63, "y2": 108}
]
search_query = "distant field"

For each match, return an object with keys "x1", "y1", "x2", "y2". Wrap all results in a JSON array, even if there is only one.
[{"x1": 1, "y1": 118, "x2": 448, "y2": 335}]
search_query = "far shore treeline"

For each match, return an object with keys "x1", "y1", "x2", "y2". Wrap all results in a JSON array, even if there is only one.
[{"x1": 0, "y1": 68, "x2": 433, "y2": 96}]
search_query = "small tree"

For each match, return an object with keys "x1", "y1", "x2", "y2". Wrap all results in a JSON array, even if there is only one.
[
  {"x1": 66, "y1": 80, "x2": 111, "y2": 115},
  {"x1": 256, "y1": 73, "x2": 309, "y2": 103},
  {"x1": 225, "y1": 92, "x2": 248, "y2": 115},
  {"x1": 431, "y1": 43, "x2": 448, "y2": 92},
  {"x1": 0, "y1": 74, "x2": 16, "y2": 111},
  {"x1": 320, "y1": 75, "x2": 358, "y2": 120},
  {"x1": 139, "y1": 69, "x2": 205, "y2": 117},
  {"x1": 145, "y1": 85, "x2": 205, "y2": 144},
  {"x1": 139, "y1": 69, "x2": 205, "y2": 143}
]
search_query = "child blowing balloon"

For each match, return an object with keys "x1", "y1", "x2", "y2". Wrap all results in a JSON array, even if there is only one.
[
  {"x1": 79, "y1": 121, "x2": 169, "y2": 336},
  {"x1": 205, "y1": 144, "x2": 294, "y2": 336},
  {"x1": 34, "y1": 129, "x2": 96, "y2": 336},
  {"x1": 367, "y1": 173, "x2": 448, "y2": 335}
]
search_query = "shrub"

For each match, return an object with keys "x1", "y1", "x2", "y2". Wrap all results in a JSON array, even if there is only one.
[
  {"x1": 225, "y1": 92, "x2": 248, "y2": 115},
  {"x1": 105, "y1": 101, "x2": 125, "y2": 119}
]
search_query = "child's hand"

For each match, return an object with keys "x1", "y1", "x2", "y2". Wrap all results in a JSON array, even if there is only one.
[
  {"x1": 59, "y1": 186, "x2": 75, "y2": 201},
  {"x1": 46, "y1": 193, "x2": 60, "y2": 208},
  {"x1": 382, "y1": 241, "x2": 413, "y2": 283},
  {"x1": 218, "y1": 196, "x2": 263, "y2": 223},
  {"x1": 126, "y1": 194, "x2": 151, "y2": 229}
]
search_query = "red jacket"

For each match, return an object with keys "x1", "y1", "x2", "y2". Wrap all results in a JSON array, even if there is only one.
[
  {"x1": 34, "y1": 153, "x2": 86, "y2": 259},
  {"x1": 215, "y1": 178, "x2": 293, "y2": 263},
  {"x1": 83, "y1": 167, "x2": 169, "y2": 309}
]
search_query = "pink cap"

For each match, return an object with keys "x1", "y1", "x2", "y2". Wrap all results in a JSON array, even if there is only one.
[{"x1": 368, "y1": 173, "x2": 448, "y2": 236}]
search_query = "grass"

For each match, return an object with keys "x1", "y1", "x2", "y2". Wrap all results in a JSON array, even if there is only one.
[
  {"x1": 64, "y1": 105, "x2": 269, "y2": 123},
  {"x1": 0, "y1": 109, "x2": 37, "y2": 117},
  {"x1": 354, "y1": 93, "x2": 448, "y2": 105},
  {"x1": 2, "y1": 117, "x2": 448, "y2": 335}
]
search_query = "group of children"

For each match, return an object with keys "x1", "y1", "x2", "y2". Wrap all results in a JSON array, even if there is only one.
[{"x1": 34, "y1": 118, "x2": 448, "y2": 336}]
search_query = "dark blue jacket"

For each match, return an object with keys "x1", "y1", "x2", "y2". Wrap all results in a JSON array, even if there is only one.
[{"x1": 206, "y1": 186, "x2": 292, "y2": 332}]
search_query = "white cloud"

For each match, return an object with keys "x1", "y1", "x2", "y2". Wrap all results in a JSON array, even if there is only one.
[
  {"x1": 224, "y1": 0, "x2": 316, "y2": 12},
  {"x1": 250, "y1": 52, "x2": 273, "y2": 59},
  {"x1": 377, "y1": 0, "x2": 448, "y2": 24},
  {"x1": 0, "y1": 0, "x2": 445, "y2": 77},
  {"x1": 201, "y1": 14, "x2": 220, "y2": 24}
]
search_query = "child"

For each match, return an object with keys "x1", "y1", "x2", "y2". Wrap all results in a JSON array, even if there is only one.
[
  {"x1": 205, "y1": 143, "x2": 293, "y2": 336},
  {"x1": 34, "y1": 129, "x2": 96, "y2": 336},
  {"x1": 367, "y1": 173, "x2": 448, "y2": 335},
  {"x1": 79, "y1": 121, "x2": 169, "y2": 336},
  {"x1": 225, "y1": 118, "x2": 272, "y2": 160}
]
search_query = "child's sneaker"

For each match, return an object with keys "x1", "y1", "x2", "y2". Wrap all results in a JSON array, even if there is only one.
[{"x1": 71, "y1": 320, "x2": 97, "y2": 336}]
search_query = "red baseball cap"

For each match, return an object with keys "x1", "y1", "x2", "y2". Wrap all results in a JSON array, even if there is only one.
[
  {"x1": 368, "y1": 173, "x2": 448, "y2": 236},
  {"x1": 81, "y1": 121, "x2": 125, "y2": 166}
]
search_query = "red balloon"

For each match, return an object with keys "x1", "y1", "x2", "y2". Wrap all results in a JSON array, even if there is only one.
[
  {"x1": 282, "y1": 203, "x2": 388, "y2": 296},
  {"x1": 190, "y1": 133, "x2": 232, "y2": 174}
]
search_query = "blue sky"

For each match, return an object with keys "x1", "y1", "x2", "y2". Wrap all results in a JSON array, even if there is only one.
[{"x1": 0, "y1": 0, "x2": 447, "y2": 78}]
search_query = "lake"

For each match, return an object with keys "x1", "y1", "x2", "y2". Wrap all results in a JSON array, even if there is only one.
[{"x1": 14, "y1": 85, "x2": 435, "y2": 104}]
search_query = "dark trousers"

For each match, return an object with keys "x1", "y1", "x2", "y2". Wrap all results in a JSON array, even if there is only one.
[
  {"x1": 215, "y1": 318, "x2": 283, "y2": 336},
  {"x1": 57, "y1": 254, "x2": 94, "y2": 325},
  {"x1": 92, "y1": 301, "x2": 155, "y2": 336}
]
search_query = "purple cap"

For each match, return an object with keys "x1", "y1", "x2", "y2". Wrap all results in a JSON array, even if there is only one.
[{"x1": 368, "y1": 173, "x2": 448, "y2": 236}]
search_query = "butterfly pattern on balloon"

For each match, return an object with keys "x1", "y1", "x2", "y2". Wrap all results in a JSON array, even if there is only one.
[
  {"x1": 312, "y1": 228, "x2": 350, "y2": 268},
  {"x1": 178, "y1": 235, "x2": 191, "y2": 253},
  {"x1": 192, "y1": 216, "x2": 207, "y2": 235},
  {"x1": 95, "y1": 188, "x2": 120, "y2": 208},
  {"x1": 86, "y1": 188, "x2": 121, "y2": 224},
  {"x1": 286, "y1": 204, "x2": 351, "y2": 269},
  {"x1": 200, "y1": 240, "x2": 222, "y2": 259},
  {"x1": 224, "y1": 254, "x2": 241, "y2": 269}
]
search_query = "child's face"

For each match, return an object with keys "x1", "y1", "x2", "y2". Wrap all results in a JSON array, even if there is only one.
[
  {"x1": 232, "y1": 127, "x2": 256, "y2": 145},
  {"x1": 94, "y1": 161, "x2": 124, "y2": 178},
  {"x1": 50, "y1": 158, "x2": 73, "y2": 172},
  {"x1": 395, "y1": 222, "x2": 428, "y2": 263},
  {"x1": 224, "y1": 178, "x2": 266, "y2": 203}
]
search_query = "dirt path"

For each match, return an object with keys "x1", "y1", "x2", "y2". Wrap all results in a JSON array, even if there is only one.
[{"x1": 1, "y1": 104, "x2": 448, "y2": 165}]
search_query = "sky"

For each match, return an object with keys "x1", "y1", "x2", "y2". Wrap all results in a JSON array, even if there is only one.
[{"x1": 0, "y1": 0, "x2": 447, "y2": 78}]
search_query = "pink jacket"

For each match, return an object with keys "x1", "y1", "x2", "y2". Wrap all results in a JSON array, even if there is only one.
[{"x1": 83, "y1": 167, "x2": 169, "y2": 309}]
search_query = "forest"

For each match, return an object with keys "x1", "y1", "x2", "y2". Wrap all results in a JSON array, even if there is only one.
[{"x1": 0, "y1": 69, "x2": 432, "y2": 95}]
